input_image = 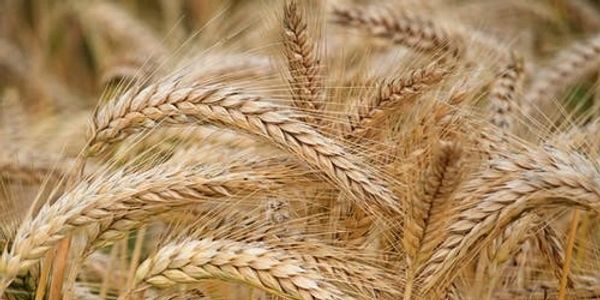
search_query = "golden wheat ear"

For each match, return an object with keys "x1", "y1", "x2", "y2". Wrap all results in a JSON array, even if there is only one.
[
  {"x1": 0, "y1": 156, "x2": 313, "y2": 286},
  {"x1": 88, "y1": 80, "x2": 401, "y2": 222},
  {"x1": 403, "y1": 140, "x2": 464, "y2": 299},
  {"x1": 487, "y1": 53, "x2": 525, "y2": 136},
  {"x1": 419, "y1": 145, "x2": 600, "y2": 295},
  {"x1": 344, "y1": 63, "x2": 448, "y2": 139},
  {"x1": 331, "y1": 4, "x2": 463, "y2": 63},
  {"x1": 132, "y1": 238, "x2": 353, "y2": 300},
  {"x1": 524, "y1": 33, "x2": 600, "y2": 125},
  {"x1": 282, "y1": 0, "x2": 324, "y2": 124}
]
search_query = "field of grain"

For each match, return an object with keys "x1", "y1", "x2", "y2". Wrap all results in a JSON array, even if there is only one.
[{"x1": 2, "y1": 0, "x2": 600, "y2": 299}]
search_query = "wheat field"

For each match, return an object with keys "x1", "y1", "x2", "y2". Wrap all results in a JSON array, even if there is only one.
[{"x1": 2, "y1": 0, "x2": 600, "y2": 299}]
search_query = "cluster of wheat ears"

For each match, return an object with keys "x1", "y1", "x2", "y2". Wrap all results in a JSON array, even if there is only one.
[{"x1": 3, "y1": 0, "x2": 600, "y2": 299}]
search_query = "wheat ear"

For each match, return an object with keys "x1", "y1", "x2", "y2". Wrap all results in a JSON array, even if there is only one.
[
  {"x1": 148, "y1": 289, "x2": 209, "y2": 300},
  {"x1": 82, "y1": 2, "x2": 165, "y2": 56},
  {"x1": 289, "y1": 242, "x2": 400, "y2": 299},
  {"x1": 133, "y1": 238, "x2": 353, "y2": 300},
  {"x1": 0, "y1": 150, "x2": 80, "y2": 184},
  {"x1": 480, "y1": 213, "x2": 536, "y2": 298},
  {"x1": 1, "y1": 88, "x2": 26, "y2": 144},
  {"x1": 283, "y1": 0, "x2": 323, "y2": 122},
  {"x1": 87, "y1": 158, "x2": 308, "y2": 251},
  {"x1": 101, "y1": 53, "x2": 160, "y2": 88},
  {"x1": 535, "y1": 220, "x2": 570, "y2": 285},
  {"x1": 524, "y1": 33, "x2": 600, "y2": 119},
  {"x1": 0, "y1": 39, "x2": 28, "y2": 87},
  {"x1": 344, "y1": 64, "x2": 447, "y2": 138},
  {"x1": 88, "y1": 81, "x2": 401, "y2": 219},
  {"x1": 402, "y1": 141, "x2": 463, "y2": 299},
  {"x1": 0, "y1": 162, "x2": 288, "y2": 290},
  {"x1": 332, "y1": 5, "x2": 462, "y2": 61},
  {"x1": 563, "y1": 0, "x2": 600, "y2": 33},
  {"x1": 419, "y1": 145, "x2": 600, "y2": 294},
  {"x1": 495, "y1": 284, "x2": 596, "y2": 299},
  {"x1": 488, "y1": 53, "x2": 524, "y2": 134}
]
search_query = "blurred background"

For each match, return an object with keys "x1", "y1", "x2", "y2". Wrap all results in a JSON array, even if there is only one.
[{"x1": 2, "y1": 0, "x2": 600, "y2": 114}]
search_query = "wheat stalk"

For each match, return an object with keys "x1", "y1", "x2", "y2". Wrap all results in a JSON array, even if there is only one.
[{"x1": 557, "y1": 209, "x2": 579, "y2": 300}]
